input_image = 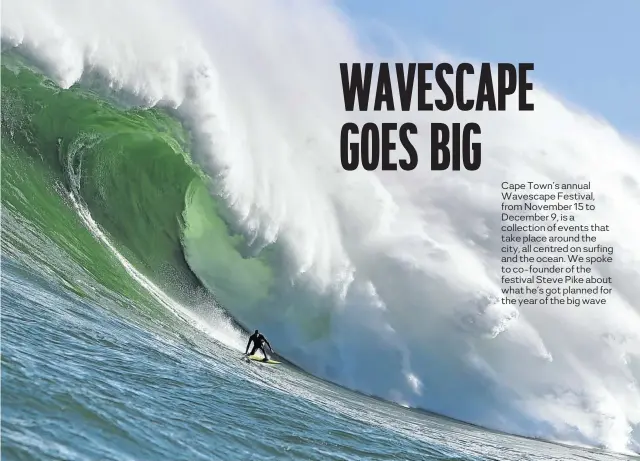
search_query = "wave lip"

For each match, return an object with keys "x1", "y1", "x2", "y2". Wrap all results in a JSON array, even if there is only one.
[{"x1": 3, "y1": 0, "x2": 640, "y2": 454}]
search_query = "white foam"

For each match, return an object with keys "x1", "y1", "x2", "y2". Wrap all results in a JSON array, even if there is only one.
[{"x1": 4, "y1": 0, "x2": 640, "y2": 453}]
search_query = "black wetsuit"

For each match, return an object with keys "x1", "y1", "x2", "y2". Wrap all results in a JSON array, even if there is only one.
[{"x1": 245, "y1": 333, "x2": 272, "y2": 360}]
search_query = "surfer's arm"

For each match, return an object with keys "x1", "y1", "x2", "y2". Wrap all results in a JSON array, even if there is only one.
[
  {"x1": 245, "y1": 339, "x2": 252, "y2": 354},
  {"x1": 265, "y1": 339, "x2": 273, "y2": 351}
]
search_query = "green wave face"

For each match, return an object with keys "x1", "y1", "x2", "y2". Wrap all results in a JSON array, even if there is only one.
[
  {"x1": 1, "y1": 51, "x2": 276, "y2": 325},
  {"x1": 181, "y1": 180, "x2": 273, "y2": 309}
]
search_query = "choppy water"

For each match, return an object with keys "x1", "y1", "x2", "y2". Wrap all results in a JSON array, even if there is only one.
[
  {"x1": 2, "y1": 2, "x2": 640, "y2": 457},
  {"x1": 3, "y1": 258, "x2": 635, "y2": 461}
]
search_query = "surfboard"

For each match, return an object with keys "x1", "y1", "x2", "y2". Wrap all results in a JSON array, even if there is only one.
[{"x1": 245, "y1": 354, "x2": 280, "y2": 364}]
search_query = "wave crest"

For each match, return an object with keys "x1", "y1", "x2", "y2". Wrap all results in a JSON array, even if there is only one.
[{"x1": 3, "y1": 0, "x2": 640, "y2": 453}]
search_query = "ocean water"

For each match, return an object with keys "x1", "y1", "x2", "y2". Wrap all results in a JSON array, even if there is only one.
[
  {"x1": 2, "y1": 260, "x2": 634, "y2": 461},
  {"x1": 2, "y1": 1, "x2": 640, "y2": 459}
]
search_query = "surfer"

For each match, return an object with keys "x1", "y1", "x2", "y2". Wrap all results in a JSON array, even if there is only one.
[{"x1": 244, "y1": 330, "x2": 273, "y2": 362}]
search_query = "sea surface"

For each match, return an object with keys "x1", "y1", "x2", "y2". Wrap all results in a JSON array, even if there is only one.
[
  {"x1": 2, "y1": 258, "x2": 635, "y2": 461},
  {"x1": 1, "y1": 48, "x2": 639, "y2": 460}
]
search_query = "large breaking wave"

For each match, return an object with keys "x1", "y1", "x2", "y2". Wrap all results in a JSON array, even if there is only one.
[{"x1": 2, "y1": 0, "x2": 640, "y2": 453}]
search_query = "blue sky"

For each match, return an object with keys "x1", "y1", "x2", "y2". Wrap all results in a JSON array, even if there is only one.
[{"x1": 337, "y1": 0, "x2": 639, "y2": 136}]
